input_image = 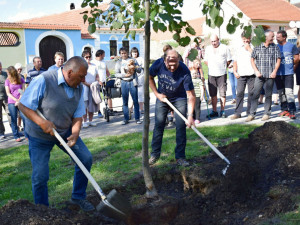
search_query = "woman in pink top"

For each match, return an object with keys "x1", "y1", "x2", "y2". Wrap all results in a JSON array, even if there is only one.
[{"x1": 5, "y1": 66, "x2": 25, "y2": 142}]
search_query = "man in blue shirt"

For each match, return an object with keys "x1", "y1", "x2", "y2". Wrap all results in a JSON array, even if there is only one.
[
  {"x1": 26, "y1": 56, "x2": 46, "y2": 84},
  {"x1": 276, "y1": 30, "x2": 299, "y2": 119},
  {"x1": 19, "y1": 56, "x2": 94, "y2": 212},
  {"x1": 149, "y1": 49, "x2": 196, "y2": 167},
  {"x1": 48, "y1": 52, "x2": 65, "y2": 71}
]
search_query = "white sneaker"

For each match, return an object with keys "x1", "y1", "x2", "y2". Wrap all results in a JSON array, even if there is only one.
[
  {"x1": 89, "y1": 121, "x2": 97, "y2": 127},
  {"x1": 82, "y1": 122, "x2": 90, "y2": 128}
]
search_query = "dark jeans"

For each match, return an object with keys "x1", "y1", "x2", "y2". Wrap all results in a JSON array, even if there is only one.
[
  {"x1": 235, "y1": 75, "x2": 255, "y2": 116},
  {"x1": 275, "y1": 74, "x2": 296, "y2": 112},
  {"x1": 8, "y1": 103, "x2": 25, "y2": 139},
  {"x1": 0, "y1": 99, "x2": 10, "y2": 135},
  {"x1": 121, "y1": 80, "x2": 140, "y2": 121},
  {"x1": 250, "y1": 77, "x2": 274, "y2": 116},
  {"x1": 28, "y1": 131, "x2": 92, "y2": 206},
  {"x1": 193, "y1": 97, "x2": 201, "y2": 120},
  {"x1": 151, "y1": 99, "x2": 187, "y2": 159}
]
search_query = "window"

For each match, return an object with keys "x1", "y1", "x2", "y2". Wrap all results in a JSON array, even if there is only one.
[
  {"x1": 279, "y1": 26, "x2": 285, "y2": 31},
  {"x1": 0, "y1": 32, "x2": 20, "y2": 46},
  {"x1": 110, "y1": 40, "x2": 117, "y2": 56},
  {"x1": 122, "y1": 40, "x2": 129, "y2": 53}
]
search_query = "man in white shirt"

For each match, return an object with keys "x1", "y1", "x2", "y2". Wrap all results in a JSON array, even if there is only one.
[
  {"x1": 204, "y1": 34, "x2": 232, "y2": 118},
  {"x1": 230, "y1": 32, "x2": 256, "y2": 119},
  {"x1": 92, "y1": 50, "x2": 112, "y2": 117}
]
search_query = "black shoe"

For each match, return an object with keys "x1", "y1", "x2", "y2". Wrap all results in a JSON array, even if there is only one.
[
  {"x1": 149, "y1": 156, "x2": 159, "y2": 165},
  {"x1": 70, "y1": 198, "x2": 95, "y2": 212},
  {"x1": 207, "y1": 111, "x2": 218, "y2": 118}
]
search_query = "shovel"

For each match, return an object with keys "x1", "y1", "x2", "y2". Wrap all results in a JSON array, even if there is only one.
[
  {"x1": 163, "y1": 98, "x2": 230, "y2": 175},
  {"x1": 36, "y1": 109, "x2": 131, "y2": 220}
]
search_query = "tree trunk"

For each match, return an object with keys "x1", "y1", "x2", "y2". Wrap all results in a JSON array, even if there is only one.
[{"x1": 142, "y1": 0, "x2": 158, "y2": 198}]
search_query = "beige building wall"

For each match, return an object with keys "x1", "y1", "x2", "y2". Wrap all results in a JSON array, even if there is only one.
[{"x1": 0, "y1": 28, "x2": 26, "y2": 69}]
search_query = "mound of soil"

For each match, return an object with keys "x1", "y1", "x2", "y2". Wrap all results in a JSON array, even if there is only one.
[{"x1": 1, "y1": 121, "x2": 300, "y2": 225}]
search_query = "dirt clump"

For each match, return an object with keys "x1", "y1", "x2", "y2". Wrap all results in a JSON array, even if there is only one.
[{"x1": 1, "y1": 121, "x2": 300, "y2": 225}]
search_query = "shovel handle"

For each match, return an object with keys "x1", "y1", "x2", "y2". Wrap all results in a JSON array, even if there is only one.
[
  {"x1": 36, "y1": 110, "x2": 107, "y2": 200},
  {"x1": 163, "y1": 98, "x2": 230, "y2": 165}
]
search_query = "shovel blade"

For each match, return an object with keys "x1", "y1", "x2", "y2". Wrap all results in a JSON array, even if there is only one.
[{"x1": 96, "y1": 189, "x2": 132, "y2": 221}]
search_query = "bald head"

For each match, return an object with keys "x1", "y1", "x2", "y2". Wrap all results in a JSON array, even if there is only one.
[
  {"x1": 210, "y1": 34, "x2": 220, "y2": 48},
  {"x1": 63, "y1": 56, "x2": 88, "y2": 88}
]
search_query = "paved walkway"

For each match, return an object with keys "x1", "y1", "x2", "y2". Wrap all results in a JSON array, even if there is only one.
[{"x1": 1, "y1": 83, "x2": 300, "y2": 150}]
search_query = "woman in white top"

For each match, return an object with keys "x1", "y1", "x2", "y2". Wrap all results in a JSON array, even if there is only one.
[{"x1": 81, "y1": 50, "x2": 99, "y2": 128}]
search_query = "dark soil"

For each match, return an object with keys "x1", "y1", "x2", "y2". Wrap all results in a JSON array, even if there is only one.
[{"x1": 1, "y1": 121, "x2": 300, "y2": 225}]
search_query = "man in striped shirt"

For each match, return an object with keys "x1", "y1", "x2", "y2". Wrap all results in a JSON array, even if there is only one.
[{"x1": 246, "y1": 30, "x2": 281, "y2": 122}]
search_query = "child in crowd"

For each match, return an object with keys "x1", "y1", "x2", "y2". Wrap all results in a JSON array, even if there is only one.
[{"x1": 190, "y1": 59, "x2": 205, "y2": 124}]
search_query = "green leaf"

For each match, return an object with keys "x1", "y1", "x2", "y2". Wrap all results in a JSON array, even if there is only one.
[
  {"x1": 252, "y1": 36, "x2": 262, "y2": 47},
  {"x1": 153, "y1": 21, "x2": 159, "y2": 32},
  {"x1": 83, "y1": 14, "x2": 88, "y2": 23},
  {"x1": 173, "y1": 33, "x2": 180, "y2": 41},
  {"x1": 97, "y1": 20, "x2": 104, "y2": 26},
  {"x1": 159, "y1": 13, "x2": 173, "y2": 22},
  {"x1": 88, "y1": 17, "x2": 95, "y2": 24},
  {"x1": 88, "y1": 24, "x2": 96, "y2": 34},
  {"x1": 187, "y1": 48, "x2": 198, "y2": 61},
  {"x1": 243, "y1": 26, "x2": 252, "y2": 38},
  {"x1": 112, "y1": 0, "x2": 121, "y2": 7},
  {"x1": 237, "y1": 12, "x2": 243, "y2": 18},
  {"x1": 158, "y1": 23, "x2": 167, "y2": 32},
  {"x1": 233, "y1": 18, "x2": 240, "y2": 26},
  {"x1": 179, "y1": 36, "x2": 191, "y2": 47},
  {"x1": 186, "y1": 26, "x2": 196, "y2": 35},
  {"x1": 130, "y1": 30, "x2": 136, "y2": 40},
  {"x1": 226, "y1": 24, "x2": 236, "y2": 34},
  {"x1": 134, "y1": 11, "x2": 146, "y2": 22},
  {"x1": 150, "y1": 10, "x2": 157, "y2": 21},
  {"x1": 209, "y1": 7, "x2": 219, "y2": 20},
  {"x1": 112, "y1": 21, "x2": 122, "y2": 29},
  {"x1": 214, "y1": 15, "x2": 224, "y2": 28}
]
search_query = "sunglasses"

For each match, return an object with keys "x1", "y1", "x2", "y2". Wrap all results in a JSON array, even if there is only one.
[{"x1": 84, "y1": 56, "x2": 91, "y2": 59}]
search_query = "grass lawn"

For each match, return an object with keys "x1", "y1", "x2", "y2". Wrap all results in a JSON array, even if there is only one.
[{"x1": 1, "y1": 124, "x2": 299, "y2": 223}]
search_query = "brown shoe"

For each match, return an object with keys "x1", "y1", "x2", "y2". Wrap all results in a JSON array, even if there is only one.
[
  {"x1": 230, "y1": 114, "x2": 241, "y2": 120},
  {"x1": 245, "y1": 115, "x2": 255, "y2": 122},
  {"x1": 261, "y1": 115, "x2": 270, "y2": 121}
]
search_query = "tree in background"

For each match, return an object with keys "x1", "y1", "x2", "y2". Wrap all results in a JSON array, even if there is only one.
[{"x1": 81, "y1": 0, "x2": 266, "y2": 198}]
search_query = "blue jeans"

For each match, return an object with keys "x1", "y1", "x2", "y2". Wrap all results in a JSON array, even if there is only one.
[
  {"x1": 28, "y1": 131, "x2": 92, "y2": 206},
  {"x1": 228, "y1": 71, "x2": 237, "y2": 100},
  {"x1": 8, "y1": 103, "x2": 25, "y2": 139},
  {"x1": 151, "y1": 99, "x2": 187, "y2": 159},
  {"x1": 121, "y1": 80, "x2": 140, "y2": 121}
]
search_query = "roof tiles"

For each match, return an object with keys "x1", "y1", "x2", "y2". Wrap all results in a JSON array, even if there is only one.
[{"x1": 231, "y1": 0, "x2": 300, "y2": 21}]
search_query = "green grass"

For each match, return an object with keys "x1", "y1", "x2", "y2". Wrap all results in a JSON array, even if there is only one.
[
  {"x1": 0, "y1": 124, "x2": 257, "y2": 207},
  {"x1": 2, "y1": 123, "x2": 300, "y2": 223}
]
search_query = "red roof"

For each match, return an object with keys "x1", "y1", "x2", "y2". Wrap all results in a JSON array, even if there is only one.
[
  {"x1": 20, "y1": 4, "x2": 110, "y2": 39},
  {"x1": 0, "y1": 22, "x2": 80, "y2": 30},
  {"x1": 231, "y1": 0, "x2": 300, "y2": 21},
  {"x1": 151, "y1": 17, "x2": 204, "y2": 41}
]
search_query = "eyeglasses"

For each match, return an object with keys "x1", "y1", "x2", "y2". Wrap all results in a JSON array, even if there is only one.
[{"x1": 84, "y1": 56, "x2": 91, "y2": 59}]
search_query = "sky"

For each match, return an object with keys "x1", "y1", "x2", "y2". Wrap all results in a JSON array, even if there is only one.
[
  {"x1": 1, "y1": 0, "x2": 300, "y2": 23},
  {"x1": 0, "y1": 0, "x2": 203, "y2": 22}
]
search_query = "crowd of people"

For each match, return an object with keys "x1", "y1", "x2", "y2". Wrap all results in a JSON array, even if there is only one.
[{"x1": 1, "y1": 29, "x2": 300, "y2": 211}]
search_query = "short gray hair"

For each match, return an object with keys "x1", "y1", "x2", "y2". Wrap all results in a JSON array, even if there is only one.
[
  {"x1": 264, "y1": 29, "x2": 273, "y2": 36},
  {"x1": 64, "y1": 56, "x2": 88, "y2": 73}
]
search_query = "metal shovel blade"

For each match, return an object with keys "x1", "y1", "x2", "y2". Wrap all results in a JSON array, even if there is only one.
[{"x1": 96, "y1": 189, "x2": 132, "y2": 221}]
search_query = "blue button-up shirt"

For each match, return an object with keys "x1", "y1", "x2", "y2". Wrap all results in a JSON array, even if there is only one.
[{"x1": 20, "y1": 68, "x2": 85, "y2": 118}]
